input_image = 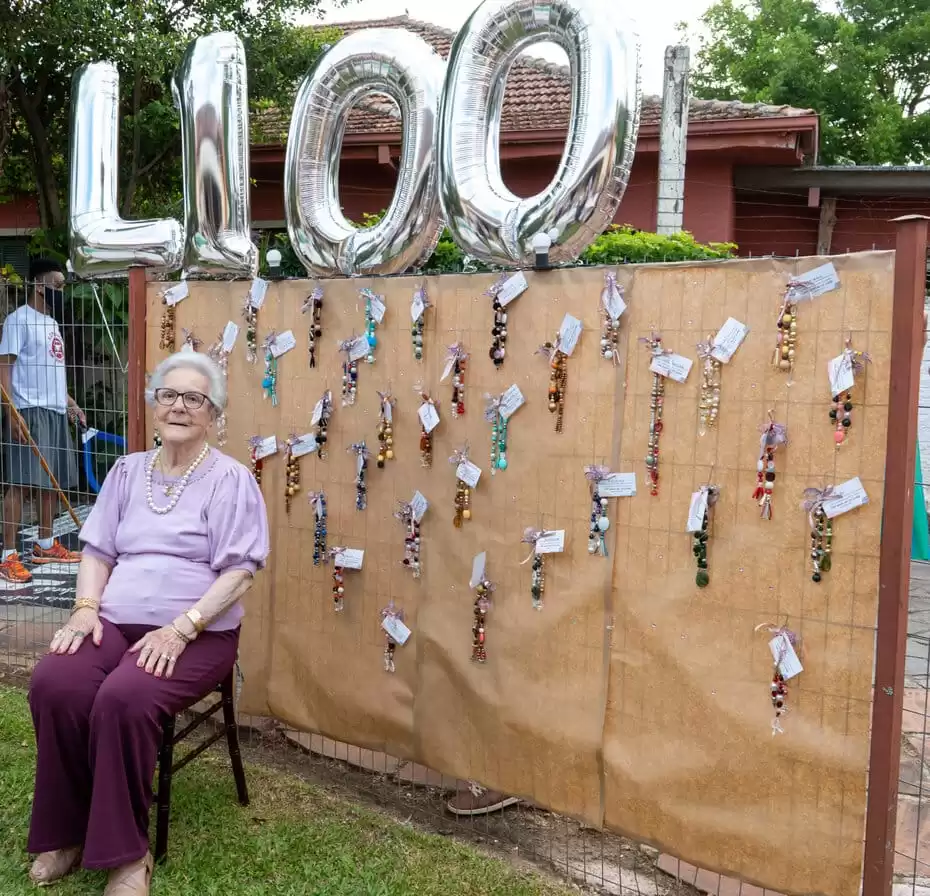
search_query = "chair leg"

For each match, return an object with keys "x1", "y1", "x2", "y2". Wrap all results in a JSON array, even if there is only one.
[
  {"x1": 154, "y1": 715, "x2": 175, "y2": 864},
  {"x1": 220, "y1": 674, "x2": 249, "y2": 807}
]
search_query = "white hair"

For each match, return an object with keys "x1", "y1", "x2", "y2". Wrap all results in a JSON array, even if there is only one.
[{"x1": 146, "y1": 351, "x2": 227, "y2": 412}]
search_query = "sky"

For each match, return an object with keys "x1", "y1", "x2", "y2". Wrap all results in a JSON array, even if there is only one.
[{"x1": 311, "y1": 0, "x2": 715, "y2": 95}]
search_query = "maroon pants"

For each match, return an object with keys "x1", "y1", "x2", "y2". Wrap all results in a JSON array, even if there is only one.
[{"x1": 27, "y1": 618, "x2": 239, "y2": 869}]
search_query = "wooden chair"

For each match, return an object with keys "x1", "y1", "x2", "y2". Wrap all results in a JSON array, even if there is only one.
[{"x1": 153, "y1": 669, "x2": 249, "y2": 863}]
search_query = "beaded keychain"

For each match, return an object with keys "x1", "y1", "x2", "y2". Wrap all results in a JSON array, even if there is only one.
[
  {"x1": 308, "y1": 491, "x2": 327, "y2": 566},
  {"x1": 206, "y1": 333, "x2": 231, "y2": 446},
  {"x1": 261, "y1": 331, "x2": 278, "y2": 406},
  {"x1": 696, "y1": 335, "x2": 721, "y2": 436},
  {"x1": 773, "y1": 293, "x2": 798, "y2": 375},
  {"x1": 830, "y1": 337, "x2": 871, "y2": 448},
  {"x1": 329, "y1": 546, "x2": 347, "y2": 612},
  {"x1": 537, "y1": 339, "x2": 567, "y2": 433},
  {"x1": 691, "y1": 485, "x2": 719, "y2": 588},
  {"x1": 753, "y1": 414, "x2": 788, "y2": 519},
  {"x1": 411, "y1": 285, "x2": 430, "y2": 362},
  {"x1": 485, "y1": 393, "x2": 508, "y2": 474},
  {"x1": 348, "y1": 441, "x2": 369, "y2": 510},
  {"x1": 338, "y1": 336, "x2": 360, "y2": 406},
  {"x1": 755, "y1": 622, "x2": 803, "y2": 735},
  {"x1": 283, "y1": 434, "x2": 301, "y2": 513},
  {"x1": 450, "y1": 444, "x2": 474, "y2": 527},
  {"x1": 360, "y1": 287, "x2": 385, "y2": 365},
  {"x1": 641, "y1": 333, "x2": 669, "y2": 496},
  {"x1": 472, "y1": 575, "x2": 494, "y2": 663},
  {"x1": 584, "y1": 466, "x2": 612, "y2": 556},
  {"x1": 521, "y1": 528, "x2": 548, "y2": 610},
  {"x1": 312, "y1": 389, "x2": 333, "y2": 460},
  {"x1": 395, "y1": 500, "x2": 421, "y2": 579},
  {"x1": 486, "y1": 274, "x2": 510, "y2": 368},
  {"x1": 301, "y1": 286, "x2": 324, "y2": 368},
  {"x1": 242, "y1": 295, "x2": 258, "y2": 364},
  {"x1": 159, "y1": 295, "x2": 177, "y2": 351},
  {"x1": 802, "y1": 486, "x2": 834, "y2": 583},
  {"x1": 248, "y1": 435, "x2": 264, "y2": 488},
  {"x1": 442, "y1": 343, "x2": 469, "y2": 417},
  {"x1": 417, "y1": 388, "x2": 439, "y2": 468},
  {"x1": 600, "y1": 271, "x2": 624, "y2": 362},
  {"x1": 381, "y1": 601, "x2": 405, "y2": 673},
  {"x1": 376, "y1": 390, "x2": 396, "y2": 469}
]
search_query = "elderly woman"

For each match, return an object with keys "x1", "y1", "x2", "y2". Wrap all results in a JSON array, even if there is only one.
[{"x1": 25, "y1": 351, "x2": 269, "y2": 895}]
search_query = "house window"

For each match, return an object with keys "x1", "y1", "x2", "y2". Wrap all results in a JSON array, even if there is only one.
[{"x1": 0, "y1": 238, "x2": 30, "y2": 279}]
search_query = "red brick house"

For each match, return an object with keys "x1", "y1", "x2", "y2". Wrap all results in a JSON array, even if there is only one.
[{"x1": 2, "y1": 15, "x2": 929, "y2": 271}]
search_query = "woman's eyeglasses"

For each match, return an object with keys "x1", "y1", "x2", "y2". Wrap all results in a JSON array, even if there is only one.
[{"x1": 153, "y1": 388, "x2": 210, "y2": 410}]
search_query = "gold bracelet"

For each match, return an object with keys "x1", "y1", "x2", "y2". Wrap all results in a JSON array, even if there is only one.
[
  {"x1": 184, "y1": 608, "x2": 207, "y2": 633},
  {"x1": 170, "y1": 623, "x2": 192, "y2": 644},
  {"x1": 72, "y1": 597, "x2": 100, "y2": 613}
]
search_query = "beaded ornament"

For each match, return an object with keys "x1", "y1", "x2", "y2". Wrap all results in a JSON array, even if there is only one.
[
  {"x1": 484, "y1": 393, "x2": 508, "y2": 474},
  {"x1": 417, "y1": 387, "x2": 439, "y2": 468},
  {"x1": 411, "y1": 286, "x2": 430, "y2": 362},
  {"x1": 755, "y1": 622, "x2": 803, "y2": 735},
  {"x1": 472, "y1": 575, "x2": 494, "y2": 663},
  {"x1": 309, "y1": 491, "x2": 327, "y2": 566},
  {"x1": 329, "y1": 546, "x2": 348, "y2": 612},
  {"x1": 261, "y1": 331, "x2": 278, "y2": 407},
  {"x1": 242, "y1": 295, "x2": 258, "y2": 364},
  {"x1": 348, "y1": 441, "x2": 369, "y2": 511},
  {"x1": 360, "y1": 287, "x2": 385, "y2": 365},
  {"x1": 159, "y1": 296, "x2": 177, "y2": 352},
  {"x1": 802, "y1": 486, "x2": 834, "y2": 583},
  {"x1": 830, "y1": 337, "x2": 871, "y2": 449},
  {"x1": 206, "y1": 333, "x2": 231, "y2": 447},
  {"x1": 772, "y1": 293, "x2": 798, "y2": 375},
  {"x1": 247, "y1": 435, "x2": 264, "y2": 488},
  {"x1": 521, "y1": 528, "x2": 548, "y2": 610},
  {"x1": 753, "y1": 415, "x2": 787, "y2": 520},
  {"x1": 283, "y1": 434, "x2": 301, "y2": 513},
  {"x1": 301, "y1": 287, "x2": 324, "y2": 369},
  {"x1": 376, "y1": 390, "x2": 396, "y2": 469},
  {"x1": 381, "y1": 601, "x2": 405, "y2": 673},
  {"x1": 442, "y1": 343, "x2": 468, "y2": 418},
  {"x1": 600, "y1": 272, "x2": 623, "y2": 362},
  {"x1": 312, "y1": 390, "x2": 333, "y2": 460},
  {"x1": 584, "y1": 466, "x2": 612, "y2": 556},
  {"x1": 486, "y1": 274, "x2": 510, "y2": 368},
  {"x1": 338, "y1": 336, "x2": 360, "y2": 406},
  {"x1": 640, "y1": 333, "x2": 669, "y2": 497},
  {"x1": 449, "y1": 444, "x2": 474, "y2": 527},
  {"x1": 537, "y1": 339, "x2": 567, "y2": 433},
  {"x1": 691, "y1": 484, "x2": 719, "y2": 589},
  {"x1": 395, "y1": 500, "x2": 421, "y2": 579},
  {"x1": 696, "y1": 335, "x2": 721, "y2": 436}
]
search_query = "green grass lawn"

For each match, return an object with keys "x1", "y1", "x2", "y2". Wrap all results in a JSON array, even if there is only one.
[{"x1": 0, "y1": 686, "x2": 576, "y2": 896}]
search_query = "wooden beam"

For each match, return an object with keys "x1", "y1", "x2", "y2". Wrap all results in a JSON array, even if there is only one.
[
  {"x1": 816, "y1": 196, "x2": 836, "y2": 255},
  {"x1": 127, "y1": 266, "x2": 147, "y2": 454}
]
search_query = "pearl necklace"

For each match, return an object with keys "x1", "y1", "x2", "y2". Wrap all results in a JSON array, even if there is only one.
[{"x1": 145, "y1": 443, "x2": 210, "y2": 515}]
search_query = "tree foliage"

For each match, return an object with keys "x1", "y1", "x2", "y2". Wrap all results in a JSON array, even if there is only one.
[
  {"x1": 686, "y1": 0, "x2": 930, "y2": 164},
  {"x1": 0, "y1": 0, "x2": 344, "y2": 247}
]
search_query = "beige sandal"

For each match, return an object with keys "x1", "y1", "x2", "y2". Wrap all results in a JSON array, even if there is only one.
[
  {"x1": 28, "y1": 847, "x2": 82, "y2": 886},
  {"x1": 103, "y1": 851, "x2": 153, "y2": 896}
]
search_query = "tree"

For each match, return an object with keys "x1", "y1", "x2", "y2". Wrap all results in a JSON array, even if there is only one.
[
  {"x1": 0, "y1": 0, "x2": 345, "y2": 244},
  {"x1": 685, "y1": 0, "x2": 930, "y2": 164}
]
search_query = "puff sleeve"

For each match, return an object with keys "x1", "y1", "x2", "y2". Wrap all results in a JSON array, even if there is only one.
[
  {"x1": 78, "y1": 456, "x2": 129, "y2": 565},
  {"x1": 206, "y1": 463, "x2": 270, "y2": 575}
]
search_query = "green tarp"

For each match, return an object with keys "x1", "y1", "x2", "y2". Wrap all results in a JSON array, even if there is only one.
[{"x1": 915, "y1": 440, "x2": 930, "y2": 561}]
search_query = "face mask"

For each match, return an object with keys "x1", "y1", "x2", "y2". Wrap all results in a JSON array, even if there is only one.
[{"x1": 44, "y1": 286, "x2": 65, "y2": 320}]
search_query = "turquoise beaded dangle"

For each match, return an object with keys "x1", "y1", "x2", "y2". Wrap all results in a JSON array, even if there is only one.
[
  {"x1": 485, "y1": 394, "x2": 509, "y2": 474},
  {"x1": 360, "y1": 288, "x2": 385, "y2": 365},
  {"x1": 261, "y1": 332, "x2": 278, "y2": 407}
]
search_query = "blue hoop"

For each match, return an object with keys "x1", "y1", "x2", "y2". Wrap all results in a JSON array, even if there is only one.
[{"x1": 81, "y1": 429, "x2": 127, "y2": 494}]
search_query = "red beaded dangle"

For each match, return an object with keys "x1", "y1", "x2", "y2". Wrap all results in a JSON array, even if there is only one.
[
  {"x1": 752, "y1": 414, "x2": 787, "y2": 520},
  {"x1": 443, "y1": 343, "x2": 468, "y2": 418}
]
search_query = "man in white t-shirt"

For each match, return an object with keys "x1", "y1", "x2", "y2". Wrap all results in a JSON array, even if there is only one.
[{"x1": 0, "y1": 259, "x2": 85, "y2": 583}]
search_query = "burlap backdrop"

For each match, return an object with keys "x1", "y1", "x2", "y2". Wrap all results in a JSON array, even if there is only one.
[{"x1": 146, "y1": 252, "x2": 893, "y2": 896}]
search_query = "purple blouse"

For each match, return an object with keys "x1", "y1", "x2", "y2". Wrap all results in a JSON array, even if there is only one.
[{"x1": 79, "y1": 448, "x2": 270, "y2": 632}]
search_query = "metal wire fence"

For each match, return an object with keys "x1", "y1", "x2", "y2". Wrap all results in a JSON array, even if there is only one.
[{"x1": 0, "y1": 262, "x2": 926, "y2": 896}]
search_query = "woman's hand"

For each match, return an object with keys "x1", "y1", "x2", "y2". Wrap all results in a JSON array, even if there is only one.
[
  {"x1": 49, "y1": 608, "x2": 103, "y2": 655},
  {"x1": 129, "y1": 626, "x2": 188, "y2": 679}
]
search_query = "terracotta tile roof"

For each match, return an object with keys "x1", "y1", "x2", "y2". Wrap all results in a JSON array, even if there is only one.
[{"x1": 251, "y1": 15, "x2": 815, "y2": 144}]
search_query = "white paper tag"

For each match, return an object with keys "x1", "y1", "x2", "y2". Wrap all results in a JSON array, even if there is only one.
[
  {"x1": 368, "y1": 294, "x2": 386, "y2": 324},
  {"x1": 686, "y1": 489, "x2": 709, "y2": 533},
  {"x1": 180, "y1": 342, "x2": 196, "y2": 354},
  {"x1": 558, "y1": 313, "x2": 583, "y2": 357},
  {"x1": 418, "y1": 401, "x2": 440, "y2": 434},
  {"x1": 81, "y1": 427, "x2": 99, "y2": 445},
  {"x1": 535, "y1": 530, "x2": 566, "y2": 554},
  {"x1": 710, "y1": 318, "x2": 748, "y2": 364},
  {"x1": 290, "y1": 433, "x2": 318, "y2": 458},
  {"x1": 598, "y1": 473, "x2": 637, "y2": 498},
  {"x1": 255, "y1": 435, "x2": 278, "y2": 460},
  {"x1": 827, "y1": 353, "x2": 855, "y2": 396},
  {"x1": 249, "y1": 278, "x2": 268, "y2": 309},
  {"x1": 769, "y1": 633, "x2": 804, "y2": 680},
  {"x1": 163, "y1": 282, "x2": 189, "y2": 306},
  {"x1": 604, "y1": 283, "x2": 627, "y2": 321},
  {"x1": 222, "y1": 321, "x2": 239, "y2": 352},
  {"x1": 335, "y1": 548, "x2": 364, "y2": 570},
  {"x1": 496, "y1": 271, "x2": 528, "y2": 307},
  {"x1": 411, "y1": 290, "x2": 426, "y2": 323},
  {"x1": 440, "y1": 357, "x2": 456, "y2": 383},
  {"x1": 456, "y1": 460, "x2": 482, "y2": 488},
  {"x1": 822, "y1": 477, "x2": 869, "y2": 519},
  {"x1": 469, "y1": 551, "x2": 487, "y2": 589},
  {"x1": 499, "y1": 384, "x2": 525, "y2": 420},
  {"x1": 650, "y1": 353, "x2": 693, "y2": 383},
  {"x1": 786, "y1": 262, "x2": 840, "y2": 301},
  {"x1": 411, "y1": 490, "x2": 428, "y2": 523},
  {"x1": 348, "y1": 336, "x2": 370, "y2": 363},
  {"x1": 381, "y1": 614, "x2": 411, "y2": 645},
  {"x1": 311, "y1": 397, "x2": 325, "y2": 426},
  {"x1": 270, "y1": 330, "x2": 296, "y2": 358}
]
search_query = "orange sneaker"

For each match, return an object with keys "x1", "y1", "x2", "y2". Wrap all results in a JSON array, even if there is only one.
[
  {"x1": 0, "y1": 551, "x2": 32, "y2": 583},
  {"x1": 32, "y1": 540, "x2": 81, "y2": 565}
]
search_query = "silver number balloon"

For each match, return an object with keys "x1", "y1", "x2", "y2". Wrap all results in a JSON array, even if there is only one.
[
  {"x1": 69, "y1": 63, "x2": 183, "y2": 279},
  {"x1": 437, "y1": 0, "x2": 641, "y2": 266},
  {"x1": 174, "y1": 33, "x2": 257, "y2": 278},
  {"x1": 285, "y1": 29, "x2": 445, "y2": 277}
]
